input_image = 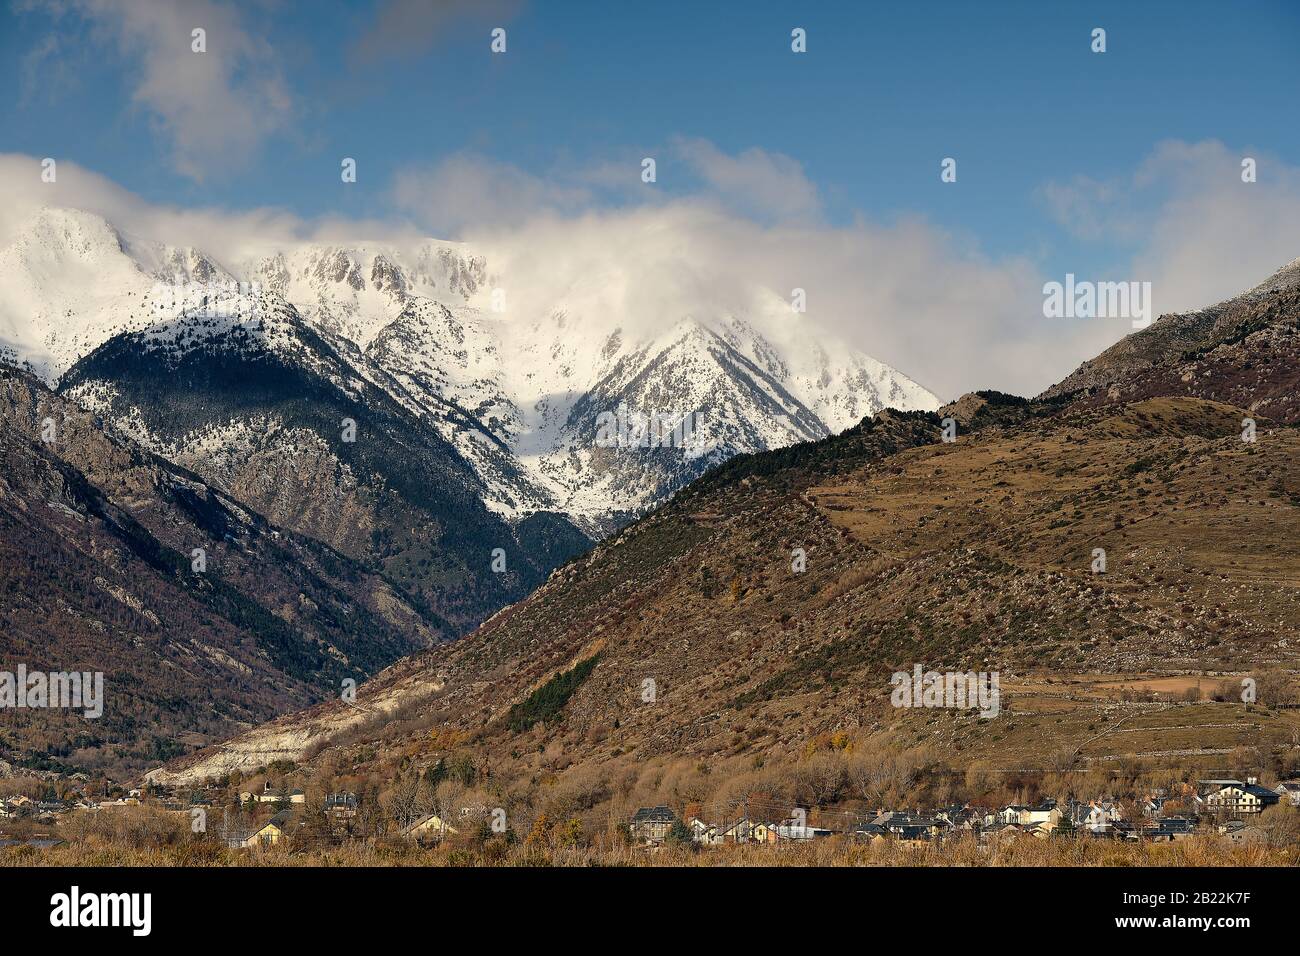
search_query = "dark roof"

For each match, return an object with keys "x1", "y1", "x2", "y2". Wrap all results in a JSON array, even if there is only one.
[
  {"x1": 893, "y1": 825, "x2": 934, "y2": 840},
  {"x1": 1147, "y1": 818, "x2": 1196, "y2": 833},
  {"x1": 879, "y1": 812, "x2": 941, "y2": 827},
  {"x1": 265, "y1": 810, "x2": 293, "y2": 829},
  {"x1": 631, "y1": 806, "x2": 676, "y2": 823}
]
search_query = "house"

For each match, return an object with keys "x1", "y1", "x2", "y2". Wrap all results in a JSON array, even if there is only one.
[
  {"x1": 1070, "y1": 800, "x2": 1123, "y2": 833},
  {"x1": 34, "y1": 801, "x2": 65, "y2": 822},
  {"x1": 892, "y1": 824, "x2": 937, "y2": 846},
  {"x1": 1142, "y1": 817, "x2": 1197, "y2": 842},
  {"x1": 852, "y1": 823, "x2": 889, "y2": 842},
  {"x1": 1194, "y1": 779, "x2": 1244, "y2": 808},
  {"x1": 242, "y1": 810, "x2": 294, "y2": 847},
  {"x1": 873, "y1": 811, "x2": 945, "y2": 834},
  {"x1": 401, "y1": 813, "x2": 458, "y2": 843},
  {"x1": 870, "y1": 812, "x2": 946, "y2": 843},
  {"x1": 774, "y1": 823, "x2": 834, "y2": 841},
  {"x1": 979, "y1": 821, "x2": 1024, "y2": 845},
  {"x1": 242, "y1": 782, "x2": 306, "y2": 805},
  {"x1": 749, "y1": 822, "x2": 779, "y2": 844},
  {"x1": 937, "y1": 805, "x2": 986, "y2": 829},
  {"x1": 1203, "y1": 779, "x2": 1281, "y2": 816},
  {"x1": 1219, "y1": 820, "x2": 1268, "y2": 845},
  {"x1": 324, "y1": 792, "x2": 358, "y2": 820},
  {"x1": 1019, "y1": 800, "x2": 1060, "y2": 828},
  {"x1": 716, "y1": 818, "x2": 756, "y2": 844},
  {"x1": 1275, "y1": 781, "x2": 1300, "y2": 807},
  {"x1": 1142, "y1": 796, "x2": 1168, "y2": 818},
  {"x1": 997, "y1": 802, "x2": 1060, "y2": 827},
  {"x1": 629, "y1": 806, "x2": 677, "y2": 844},
  {"x1": 997, "y1": 805, "x2": 1029, "y2": 825},
  {"x1": 687, "y1": 817, "x2": 719, "y2": 844}
]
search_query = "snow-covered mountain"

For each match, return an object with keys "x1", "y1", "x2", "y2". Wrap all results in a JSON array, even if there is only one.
[{"x1": 1, "y1": 204, "x2": 939, "y2": 533}]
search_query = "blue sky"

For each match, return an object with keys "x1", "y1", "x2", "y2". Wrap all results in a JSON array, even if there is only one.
[
  {"x1": 3, "y1": 0, "x2": 1300, "y2": 397},
  {"x1": 5, "y1": 1, "x2": 1296, "y2": 244}
]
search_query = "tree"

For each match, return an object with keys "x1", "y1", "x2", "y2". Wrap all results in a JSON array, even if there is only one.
[
  {"x1": 424, "y1": 758, "x2": 447, "y2": 788},
  {"x1": 386, "y1": 772, "x2": 424, "y2": 831},
  {"x1": 664, "y1": 818, "x2": 693, "y2": 849},
  {"x1": 1256, "y1": 670, "x2": 1298, "y2": 708},
  {"x1": 1258, "y1": 804, "x2": 1300, "y2": 848},
  {"x1": 524, "y1": 812, "x2": 552, "y2": 850},
  {"x1": 448, "y1": 752, "x2": 477, "y2": 787},
  {"x1": 555, "y1": 818, "x2": 585, "y2": 848},
  {"x1": 1054, "y1": 810, "x2": 1076, "y2": 838}
]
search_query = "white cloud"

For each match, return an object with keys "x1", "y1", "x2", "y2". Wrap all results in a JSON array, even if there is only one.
[
  {"x1": 0, "y1": 148, "x2": 1110, "y2": 402},
  {"x1": 0, "y1": 153, "x2": 421, "y2": 267},
  {"x1": 8, "y1": 138, "x2": 1297, "y2": 404},
  {"x1": 448, "y1": 206, "x2": 1097, "y2": 403},
  {"x1": 18, "y1": 0, "x2": 292, "y2": 181},
  {"x1": 1132, "y1": 141, "x2": 1300, "y2": 314},
  {"x1": 672, "y1": 137, "x2": 823, "y2": 223},
  {"x1": 390, "y1": 154, "x2": 596, "y2": 235},
  {"x1": 1038, "y1": 176, "x2": 1128, "y2": 243},
  {"x1": 18, "y1": 31, "x2": 75, "y2": 106},
  {"x1": 386, "y1": 149, "x2": 1104, "y2": 400},
  {"x1": 1041, "y1": 139, "x2": 1300, "y2": 315},
  {"x1": 389, "y1": 141, "x2": 825, "y2": 235}
]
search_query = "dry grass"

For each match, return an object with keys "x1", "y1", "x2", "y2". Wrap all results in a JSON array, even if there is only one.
[{"x1": 4, "y1": 832, "x2": 1295, "y2": 868}]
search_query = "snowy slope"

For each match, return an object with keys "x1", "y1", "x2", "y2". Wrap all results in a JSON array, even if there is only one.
[{"x1": 3, "y1": 204, "x2": 940, "y2": 530}]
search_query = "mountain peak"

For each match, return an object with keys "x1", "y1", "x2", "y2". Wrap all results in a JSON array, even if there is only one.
[
  {"x1": 11, "y1": 205, "x2": 939, "y2": 533},
  {"x1": 1248, "y1": 255, "x2": 1300, "y2": 296}
]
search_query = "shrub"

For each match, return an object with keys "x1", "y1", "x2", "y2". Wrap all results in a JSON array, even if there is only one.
[{"x1": 506, "y1": 654, "x2": 600, "y2": 732}]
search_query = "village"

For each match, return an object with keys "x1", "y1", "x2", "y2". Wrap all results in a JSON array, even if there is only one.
[
  {"x1": 627, "y1": 775, "x2": 1300, "y2": 850},
  {"x1": 2, "y1": 772, "x2": 1298, "y2": 855}
]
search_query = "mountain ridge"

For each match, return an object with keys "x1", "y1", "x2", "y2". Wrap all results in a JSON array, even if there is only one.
[
  {"x1": 146, "y1": 261, "x2": 1300, "y2": 805},
  {"x1": 1, "y1": 204, "x2": 939, "y2": 534}
]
